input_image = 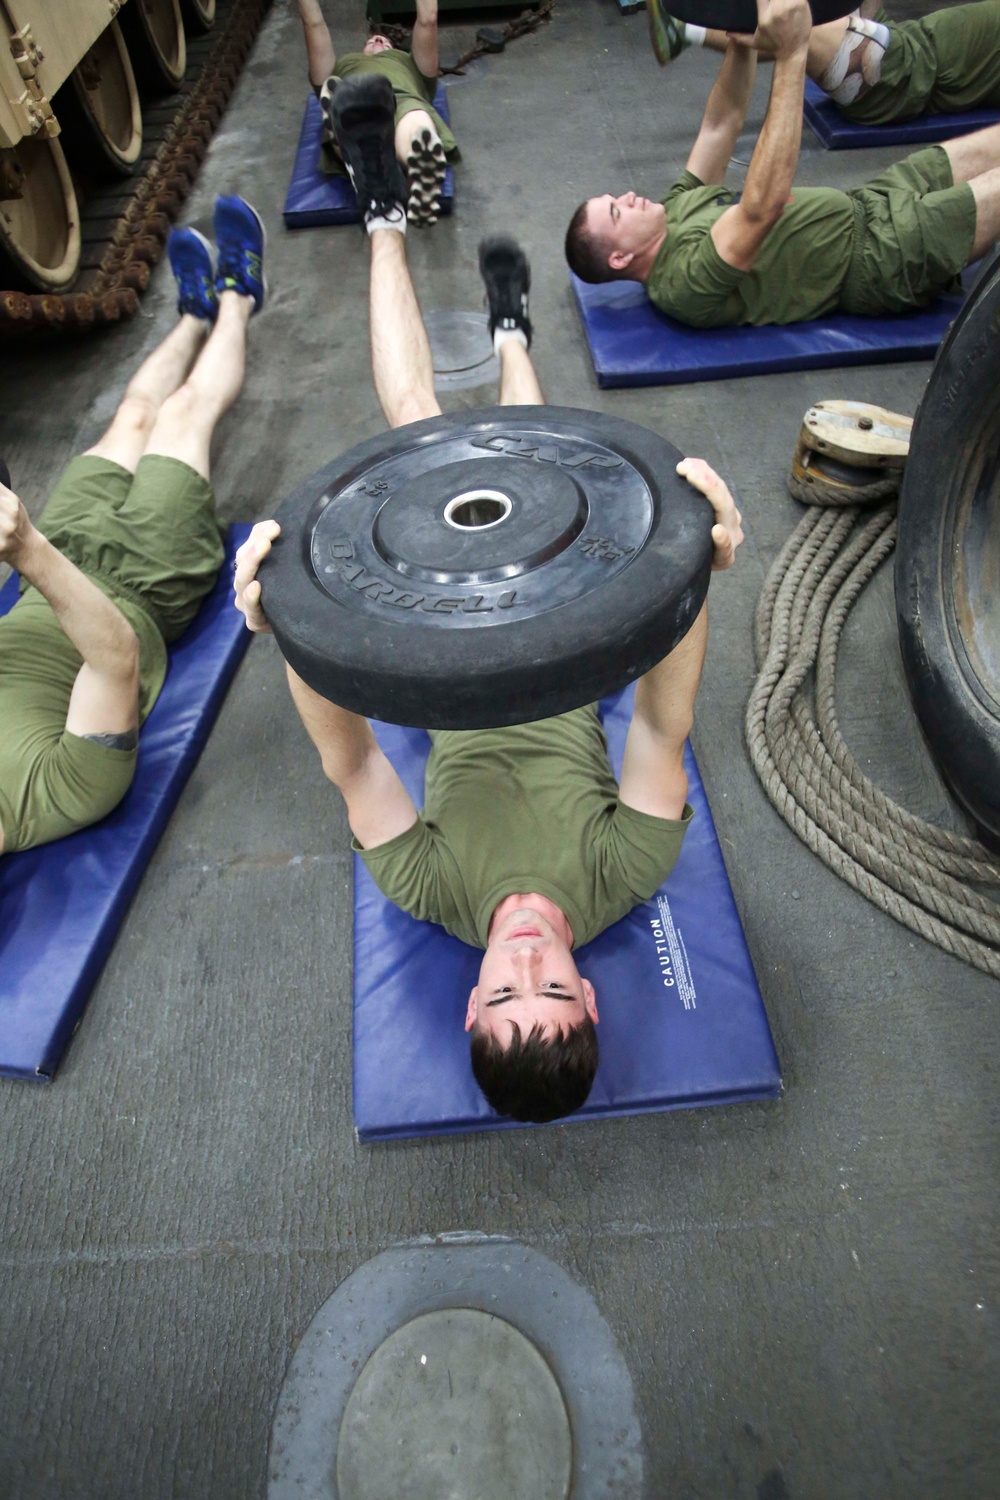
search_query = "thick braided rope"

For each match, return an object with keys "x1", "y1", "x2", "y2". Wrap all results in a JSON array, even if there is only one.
[{"x1": 745, "y1": 497, "x2": 1000, "y2": 978}]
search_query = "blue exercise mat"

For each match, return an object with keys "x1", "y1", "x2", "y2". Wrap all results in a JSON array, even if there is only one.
[
  {"x1": 570, "y1": 270, "x2": 967, "y2": 388},
  {"x1": 284, "y1": 87, "x2": 455, "y2": 228},
  {"x1": 0, "y1": 526, "x2": 252, "y2": 1082},
  {"x1": 353, "y1": 686, "x2": 781, "y2": 1140},
  {"x1": 803, "y1": 78, "x2": 1000, "y2": 149}
]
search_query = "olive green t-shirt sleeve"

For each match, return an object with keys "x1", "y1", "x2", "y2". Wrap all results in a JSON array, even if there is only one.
[
  {"x1": 353, "y1": 816, "x2": 477, "y2": 943},
  {"x1": 662, "y1": 169, "x2": 705, "y2": 205},
  {"x1": 606, "y1": 800, "x2": 694, "y2": 905},
  {"x1": 0, "y1": 732, "x2": 136, "y2": 853}
]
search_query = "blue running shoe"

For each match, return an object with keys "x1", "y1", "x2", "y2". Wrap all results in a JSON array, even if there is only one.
[
  {"x1": 213, "y1": 195, "x2": 266, "y2": 312},
  {"x1": 167, "y1": 226, "x2": 218, "y2": 321}
]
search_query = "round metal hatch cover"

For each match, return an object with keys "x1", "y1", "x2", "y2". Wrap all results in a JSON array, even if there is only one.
[
  {"x1": 336, "y1": 1309, "x2": 572, "y2": 1500},
  {"x1": 267, "y1": 1236, "x2": 644, "y2": 1499},
  {"x1": 425, "y1": 309, "x2": 499, "y2": 390}
]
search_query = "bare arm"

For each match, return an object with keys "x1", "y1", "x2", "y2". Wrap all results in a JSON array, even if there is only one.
[
  {"x1": 710, "y1": 0, "x2": 811, "y2": 272},
  {"x1": 618, "y1": 460, "x2": 743, "y2": 820},
  {"x1": 294, "y1": 0, "x2": 335, "y2": 87},
  {"x1": 232, "y1": 522, "x2": 418, "y2": 849},
  {"x1": 286, "y1": 666, "x2": 418, "y2": 849},
  {"x1": 0, "y1": 484, "x2": 139, "y2": 737},
  {"x1": 410, "y1": 0, "x2": 439, "y2": 80},
  {"x1": 686, "y1": 41, "x2": 758, "y2": 188}
]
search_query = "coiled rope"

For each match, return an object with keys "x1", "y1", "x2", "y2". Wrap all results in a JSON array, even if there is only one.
[{"x1": 745, "y1": 495, "x2": 1000, "y2": 978}]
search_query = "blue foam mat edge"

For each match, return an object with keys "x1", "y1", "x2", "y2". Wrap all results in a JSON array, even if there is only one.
[
  {"x1": 352, "y1": 687, "x2": 781, "y2": 1141},
  {"x1": 0, "y1": 526, "x2": 252, "y2": 1081},
  {"x1": 570, "y1": 271, "x2": 966, "y2": 388},
  {"x1": 803, "y1": 78, "x2": 1000, "y2": 150}
]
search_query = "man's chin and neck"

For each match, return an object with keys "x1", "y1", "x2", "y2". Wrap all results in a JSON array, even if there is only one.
[{"x1": 486, "y1": 892, "x2": 574, "y2": 949}]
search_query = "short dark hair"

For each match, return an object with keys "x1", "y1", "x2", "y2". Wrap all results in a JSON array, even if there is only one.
[
  {"x1": 470, "y1": 1017, "x2": 599, "y2": 1123},
  {"x1": 565, "y1": 201, "x2": 620, "y2": 285}
]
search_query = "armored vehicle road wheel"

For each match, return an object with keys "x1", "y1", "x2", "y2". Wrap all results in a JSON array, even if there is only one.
[
  {"x1": 180, "y1": 0, "x2": 217, "y2": 32},
  {"x1": 260, "y1": 406, "x2": 715, "y2": 730},
  {"x1": 54, "y1": 21, "x2": 143, "y2": 180},
  {"x1": 0, "y1": 136, "x2": 81, "y2": 292},
  {"x1": 119, "y1": 0, "x2": 187, "y2": 96},
  {"x1": 896, "y1": 246, "x2": 1000, "y2": 844}
]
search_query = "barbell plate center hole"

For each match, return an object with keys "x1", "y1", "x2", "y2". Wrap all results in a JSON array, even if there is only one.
[{"x1": 443, "y1": 490, "x2": 513, "y2": 531}]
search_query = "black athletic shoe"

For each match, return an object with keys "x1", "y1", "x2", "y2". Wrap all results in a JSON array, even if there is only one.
[
  {"x1": 478, "y1": 235, "x2": 532, "y2": 348},
  {"x1": 332, "y1": 74, "x2": 408, "y2": 227}
]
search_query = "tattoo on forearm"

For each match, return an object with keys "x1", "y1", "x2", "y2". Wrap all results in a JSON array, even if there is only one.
[{"x1": 83, "y1": 728, "x2": 139, "y2": 752}]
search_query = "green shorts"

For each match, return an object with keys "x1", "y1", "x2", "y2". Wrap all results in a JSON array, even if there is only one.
[
  {"x1": 841, "y1": 2, "x2": 1000, "y2": 125},
  {"x1": 37, "y1": 454, "x2": 224, "y2": 644},
  {"x1": 839, "y1": 146, "x2": 976, "y2": 317}
]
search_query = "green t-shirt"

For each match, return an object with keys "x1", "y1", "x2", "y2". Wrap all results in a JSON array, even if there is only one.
[
  {"x1": 336, "y1": 49, "x2": 437, "y2": 106},
  {"x1": 356, "y1": 705, "x2": 693, "y2": 950},
  {"x1": 0, "y1": 585, "x2": 166, "y2": 854},
  {"x1": 645, "y1": 170, "x2": 857, "y2": 328}
]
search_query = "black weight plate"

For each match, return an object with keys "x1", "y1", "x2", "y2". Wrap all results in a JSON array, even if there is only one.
[
  {"x1": 669, "y1": 0, "x2": 853, "y2": 31},
  {"x1": 895, "y1": 245, "x2": 1000, "y2": 844},
  {"x1": 261, "y1": 406, "x2": 714, "y2": 730}
]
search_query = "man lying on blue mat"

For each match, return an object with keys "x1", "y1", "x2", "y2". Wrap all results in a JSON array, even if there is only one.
[
  {"x1": 647, "y1": 0, "x2": 1000, "y2": 127},
  {"x1": 566, "y1": 0, "x2": 1000, "y2": 329},
  {"x1": 0, "y1": 197, "x2": 264, "y2": 856},
  {"x1": 294, "y1": 0, "x2": 456, "y2": 226},
  {"x1": 232, "y1": 93, "x2": 744, "y2": 1125}
]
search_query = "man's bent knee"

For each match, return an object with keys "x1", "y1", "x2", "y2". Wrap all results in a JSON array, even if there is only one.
[{"x1": 389, "y1": 391, "x2": 442, "y2": 429}]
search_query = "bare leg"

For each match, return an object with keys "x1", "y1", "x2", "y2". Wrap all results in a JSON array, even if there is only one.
[
  {"x1": 707, "y1": 18, "x2": 852, "y2": 76},
  {"x1": 84, "y1": 316, "x2": 207, "y2": 474},
  {"x1": 294, "y1": 0, "x2": 336, "y2": 88},
  {"x1": 394, "y1": 107, "x2": 440, "y2": 167},
  {"x1": 943, "y1": 122, "x2": 1000, "y2": 185},
  {"x1": 803, "y1": 16, "x2": 852, "y2": 79},
  {"x1": 144, "y1": 293, "x2": 253, "y2": 480},
  {"x1": 368, "y1": 229, "x2": 441, "y2": 429},
  {"x1": 967, "y1": 166, "x2": 1000, "y2": 256},
  {"x1": 497, "y1": 341, "x2": 544, "y2": 406}
]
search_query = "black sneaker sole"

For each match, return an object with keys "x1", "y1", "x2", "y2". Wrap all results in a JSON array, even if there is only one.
[
  {"x1": 332, "y1": 75, "x2": 407, "y2": 222},
  {"x1": 406, "y1": 129, "x2": 446, "y2": 226},
  {"x1": 478, "y1": 235, "x2": 532, "y2": 345}
]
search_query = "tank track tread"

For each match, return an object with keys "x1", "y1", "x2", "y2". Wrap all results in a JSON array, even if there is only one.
[{"x1": 0, "y1": 0, "x2": 272, "y2": 335}]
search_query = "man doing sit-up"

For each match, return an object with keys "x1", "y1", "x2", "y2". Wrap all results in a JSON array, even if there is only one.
[
  {"x1": 647, "y1": 0, "x2": 1000, "y2": 128},
  {"x1": 294, "y1": 0, "x2": 456, "y2": 225},
  {"x1": 233, "y1": 85, "x2": 744, "y2": 1126},
  {"x1": 566, "y1": 0, "x2": 1000, "y2": 329},
  {"x1": 0, "y1": 197, "x2": 264, "y2": 855}
]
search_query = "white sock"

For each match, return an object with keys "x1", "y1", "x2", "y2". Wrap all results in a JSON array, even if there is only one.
[
  {"x1": 493, "y1": 326, "x2": 528, "y2": 355},
  {"x1": 365, "y1": 208, "x2": 406, "y2": 237},
  {"x1": 684, "y1": 23, "x2": 706, "y2": 47}
]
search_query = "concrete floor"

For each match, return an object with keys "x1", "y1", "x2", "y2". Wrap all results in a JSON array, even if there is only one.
[{"x1": 1, "y1": 2, "x2": 998, "y2": 1496}]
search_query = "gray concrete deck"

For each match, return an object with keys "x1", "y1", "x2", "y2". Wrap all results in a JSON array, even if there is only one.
[{"x1": 0, "y1": 2, "x2": 997, "y2": 1496}]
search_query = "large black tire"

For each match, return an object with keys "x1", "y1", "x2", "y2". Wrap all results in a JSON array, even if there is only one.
[
  {"x1": 669, "y1": 0, "x2": 853, "y2": 29},
  {"x1": 260, "y1": 406, "x2": 714, "y2": 730},
  {"x1": 895, "y1": 246, "x2": 1000, "y2": 844}
]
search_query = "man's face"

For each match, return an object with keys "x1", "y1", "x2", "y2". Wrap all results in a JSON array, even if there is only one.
[
  {"x1": 363, "y1": 34, "x2": 394, "y2": 55},
  {"x1": 585, "y1": 192, "x2": 666, "y2": 271},
  {"x1": 465, "y1": 906, "x2": 598, "y2": 1046}
]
